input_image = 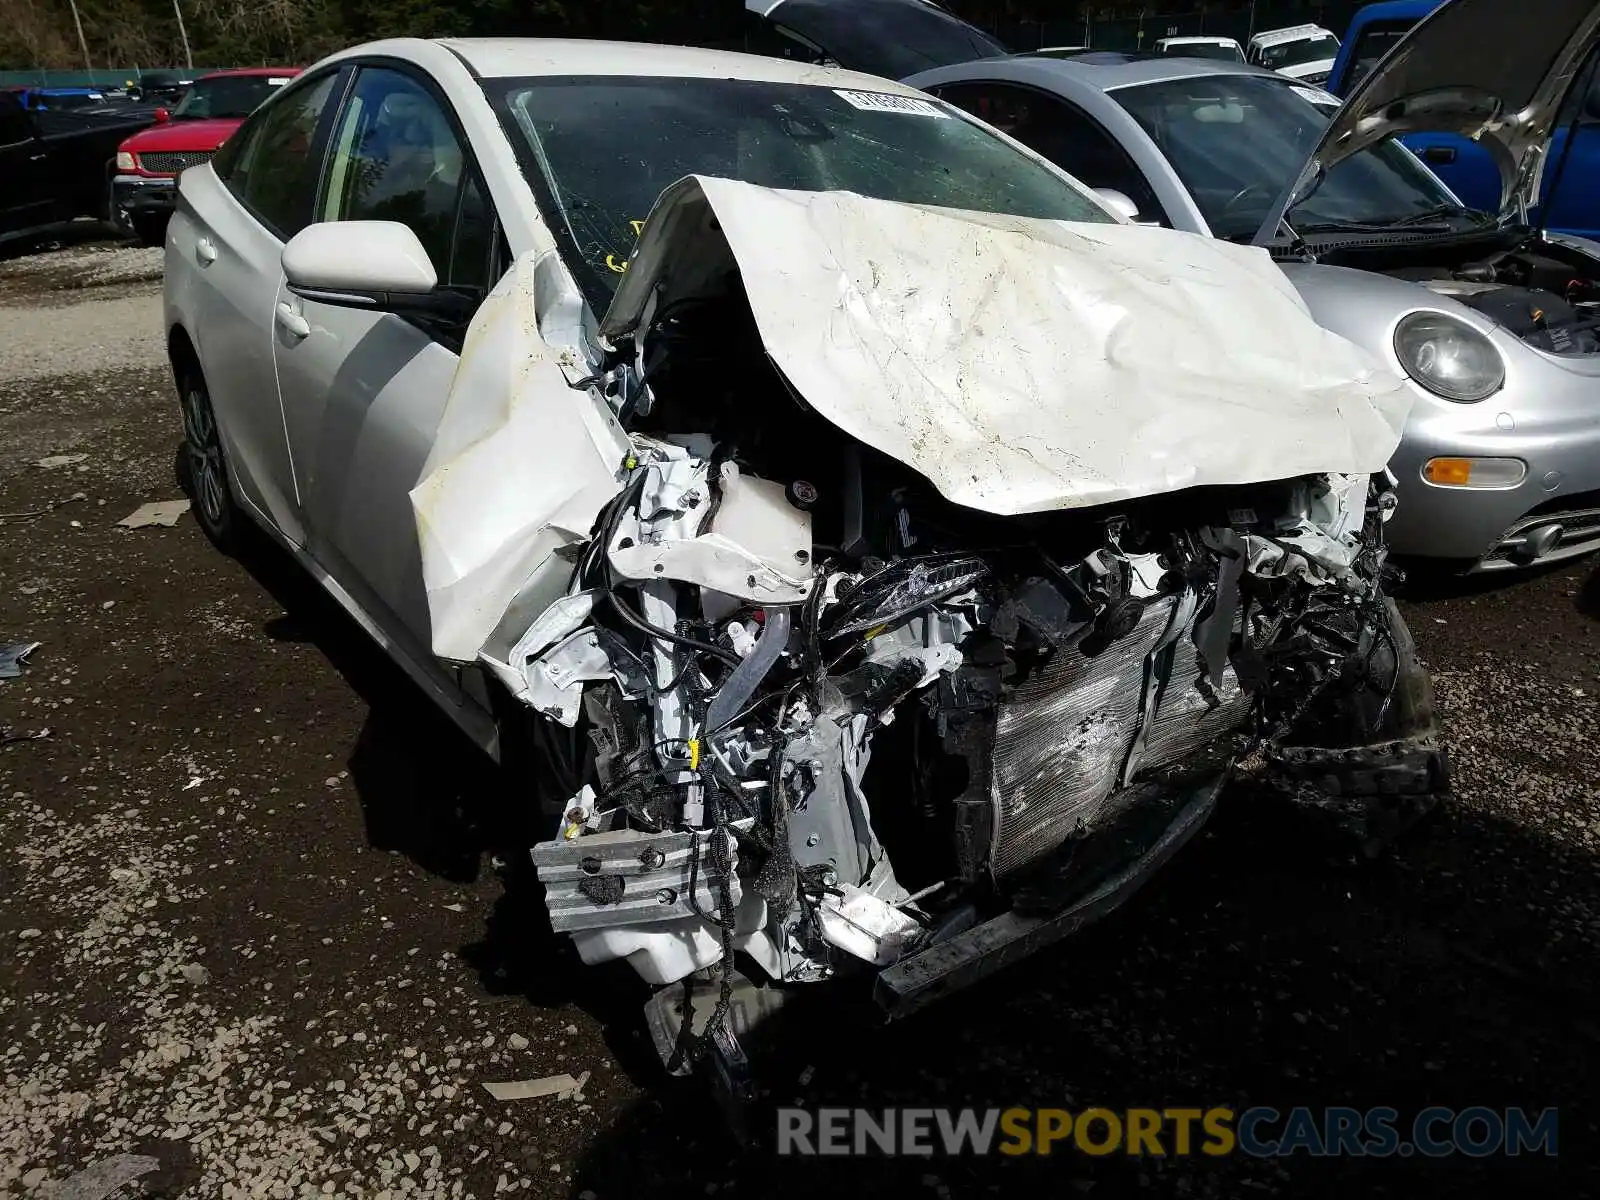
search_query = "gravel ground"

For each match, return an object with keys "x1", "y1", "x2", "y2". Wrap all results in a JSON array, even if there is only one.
[
  {"x1": 0, "y1": 233, "x2": 164, "y2": 380},
  {"x1": 1, "y1": 237, "x2": 1597, "y2": 1199}
]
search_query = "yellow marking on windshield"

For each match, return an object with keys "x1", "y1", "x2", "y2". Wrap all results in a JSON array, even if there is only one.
[{"x1": 604, "y1": 219, "x2": 647, "y2": 274}]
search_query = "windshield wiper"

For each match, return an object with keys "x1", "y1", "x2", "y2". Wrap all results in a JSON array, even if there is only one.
[
  {"x1": 1287, "y1": 204, "x2": 1487, "y2": 238},
  {"x1": 1387, "y1": 203, "x2": 1485, "y2": 227},
  {"x1": 1290, "y1": 221, "x2": 1439, "y2": 234}
]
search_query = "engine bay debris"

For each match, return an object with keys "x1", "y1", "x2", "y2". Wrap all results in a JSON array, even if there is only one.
[{"x1": 406, "y1": 179, "x2": 1445, "y2": 1078}]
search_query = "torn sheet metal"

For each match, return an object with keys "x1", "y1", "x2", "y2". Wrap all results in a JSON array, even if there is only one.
[
  {"x1": 1243, "y1": 472, "x2": 1371, "y2": 583},
  {"x1": 608, "y1": 452, "x2": 813, "y2": 603},
  {"x1": 816, "y1": 885, "x2": 923, "y2": 967},
  {"x1": 602, "y1": 176, "x2": 1411, "y2": 517},
  {"x1": 480, "y1": 591, "x2": 605, "y2": 719},
  {"x1": 410, "y1": 254, "x2": 631, "y2": 664}
]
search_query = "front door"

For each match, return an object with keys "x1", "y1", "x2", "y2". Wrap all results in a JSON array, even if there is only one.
[{"x1": 271, "y1": 63, "x2": 506, "y2": 667}]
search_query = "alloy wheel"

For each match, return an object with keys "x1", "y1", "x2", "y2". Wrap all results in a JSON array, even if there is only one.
[{"x1": 181, "y1": 381, "x2": 228, "y2": 532}]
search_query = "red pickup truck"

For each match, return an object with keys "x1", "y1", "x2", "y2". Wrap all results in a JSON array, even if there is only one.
[{"x1": 111, "y1": 67, "x2": 299, "y2": 244}]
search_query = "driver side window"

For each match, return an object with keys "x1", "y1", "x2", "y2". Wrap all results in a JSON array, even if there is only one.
[
  {"x1": 319, "y1": 67, "x2": 494, "y2": 287},
  {"x1": 215, "y1": 71, "x2": 339, "y2": 240},
  {"x1": 934, "y1": 81, "x2": 1166, "y2": 224}
]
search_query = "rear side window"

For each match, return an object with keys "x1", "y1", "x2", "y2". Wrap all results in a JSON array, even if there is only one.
[
  {"x1": 936, "y1": 81, "x2": 1165, "y2": 224},
  {"x1": 216, "y1": 72, "x2": 339, "y2": 239}
]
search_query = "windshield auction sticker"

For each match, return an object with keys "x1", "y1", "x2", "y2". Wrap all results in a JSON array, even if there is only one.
[
  {"x1": 1290, "y1": 84, "x2": 1341, "y2": 108},
  {"x1": 833, "y1": 89, "x2": 951, "y2": 118}
]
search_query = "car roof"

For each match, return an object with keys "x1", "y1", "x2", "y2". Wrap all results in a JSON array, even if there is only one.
[
  {"x1": 197, "y1": 67, "x2": 300, "y2": 79},
  {"x1": 436, "y1": 36, "x2": 930, "y2": 94},
  {"x1": 1004, "y1": 51, "x2": 1278, "y2": 89},
  {"x1": 1346, "y1": 0, "x2": 1441, "y2": 24},
  {"x1": 1157, "y1": 36, "x2": 1239, "y2": 44},
  {"x1": 1249, "y1": 24, "x2": 1332, "y2": 47}
]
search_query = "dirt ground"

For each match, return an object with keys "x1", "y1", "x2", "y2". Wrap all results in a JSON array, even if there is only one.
[{"x1": 1, "y1": 232, "x2": 1598, "y2": 1200}]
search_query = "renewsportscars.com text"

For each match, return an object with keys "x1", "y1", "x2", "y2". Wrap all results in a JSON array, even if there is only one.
[{"x1": 775, "y1": 1106, "x2": 1558, "y2": 1158}]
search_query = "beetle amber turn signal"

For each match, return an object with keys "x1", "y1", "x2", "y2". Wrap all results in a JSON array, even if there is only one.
[{"x1": 1422, "y1": 457, "x2": 1526, "y2": 488}]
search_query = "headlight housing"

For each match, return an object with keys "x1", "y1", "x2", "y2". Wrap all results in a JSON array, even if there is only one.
[
  {"x1": 115, "y1": 150, "x2": 137, "y2": 171},
  {"x1": 824, "y1": 555, "x2": 989, "y2": 639},
  {"x1": 1393, "y1": 312, "x2": 1505, "y2": 402}
]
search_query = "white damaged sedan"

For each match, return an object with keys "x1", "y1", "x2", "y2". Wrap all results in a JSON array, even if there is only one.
[{"x1": 164, "y1": 37, "x2": 1448, "y2": 1079}]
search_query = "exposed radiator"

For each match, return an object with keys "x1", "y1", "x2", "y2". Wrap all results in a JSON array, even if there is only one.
[{"x1": 986, "y1": 597, "x2": 1251, "y2": 878}]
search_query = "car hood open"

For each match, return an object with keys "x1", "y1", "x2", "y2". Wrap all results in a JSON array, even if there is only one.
[
  {"x1": 602, "y1": 175, "x2": 1411, "y2": 517},
  {"x1": 1257, "y1": 0, "x2": 1600, "y2": 240},
  {"x1": 745, "y1": 0, "x2": 1007, "y2": 80}
]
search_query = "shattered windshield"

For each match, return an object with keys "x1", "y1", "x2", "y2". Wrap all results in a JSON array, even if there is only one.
[
  {"x1": 489, "y1": 75, "x2": 1112, "y2": 308},
  {"x1": 1111, "y1": 74, "x2": 1463, "y2": 241}
]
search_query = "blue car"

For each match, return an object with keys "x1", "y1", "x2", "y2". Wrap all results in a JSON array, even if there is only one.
[
  {"x1": 1332, "y1": 0, "x2": 1600, "y2": 238},
  {"x1": 13, "y1": 86, "x2": 110, "y2": 112}
]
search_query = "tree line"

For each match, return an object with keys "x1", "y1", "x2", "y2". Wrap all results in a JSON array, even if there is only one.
[{"x1": 4, "y1": 0, "x2": 1250, "y2": 71}]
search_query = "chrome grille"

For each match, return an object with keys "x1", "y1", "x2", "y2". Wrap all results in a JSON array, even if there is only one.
[
  {"x1": 1478, "y1": 506, "x2": 1600, "y2": 571},
  {"x1": 987, "y1": 598, "x2": 1254, "y2": 878},
  {"x1": 138, "y1": 150, "x2": 213, "y2": 176}
]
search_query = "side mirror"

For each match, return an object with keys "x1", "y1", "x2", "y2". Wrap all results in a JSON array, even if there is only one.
[
  {"x1": 154, "y1": 107, "x2": 170, "y2": 123},
  {"x1": 1095, "y1": 188, "x2": 1142, "y2": 222},
  {"x1": 283, "y1": 221, "x2": 471, "y2": 320}
]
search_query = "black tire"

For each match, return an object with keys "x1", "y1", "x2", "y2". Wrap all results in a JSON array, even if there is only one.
[
  {"x1": 176, "y1": 368, "x2": 238, "y2": 552},
  {"x1": 131, "y1": 213, "x2": 168, "y2": 247}
]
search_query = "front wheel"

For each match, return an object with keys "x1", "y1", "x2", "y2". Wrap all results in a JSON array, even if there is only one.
[{"x1": 177, "y1": 368, "x2": 238, "y2": 552}]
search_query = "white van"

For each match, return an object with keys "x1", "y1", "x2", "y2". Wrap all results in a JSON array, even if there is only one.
[
  {"x1": 1151, "y1": 35, "x2": 1245, "y2": 61},
  {"x1": 1247, "y1": 23, "x2": 1341, "y2": 83}
]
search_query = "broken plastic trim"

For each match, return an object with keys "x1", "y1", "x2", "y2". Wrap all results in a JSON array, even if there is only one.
[{"x1": 875, "y1": 773, "x2": 1224, "y2": 1017}]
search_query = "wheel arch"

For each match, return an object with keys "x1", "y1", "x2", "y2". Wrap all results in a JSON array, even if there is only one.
[{"x1": 168, "y1": 323, "x2": 202, "y2": 390}]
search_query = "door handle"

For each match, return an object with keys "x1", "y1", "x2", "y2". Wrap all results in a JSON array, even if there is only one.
[
  {"x1": 275, "y1": 301, "x2": 310, "y2": 339},
  {"x1": 195, "y1": 236, "x2": 217, "y2": 265},
  {"x1": 1421, "y1": 145, "x2": 1457, "y2": 165}
]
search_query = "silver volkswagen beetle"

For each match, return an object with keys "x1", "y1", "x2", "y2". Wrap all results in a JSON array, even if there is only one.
[{"x1": 753, "y1": 0, "x2": 1600, "y2": 572}]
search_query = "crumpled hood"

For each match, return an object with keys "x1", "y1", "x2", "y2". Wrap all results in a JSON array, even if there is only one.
[{"x1": 602, "y1": 175, "x2": 1411, "y2": 515}]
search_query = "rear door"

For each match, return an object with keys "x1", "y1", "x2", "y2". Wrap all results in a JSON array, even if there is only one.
[
  {"x1": 0, "y1": 94, "x2": 54, "y2": 234},
  {"x1": 172, "y1": 69, "x2": 344, "y2": 546},
  {"x1": 271, "y1": 62, "x2": 507, "y2": 665},
  {"x1": 1532, "y1": 63, "x2": 1600, "y2": 238}
]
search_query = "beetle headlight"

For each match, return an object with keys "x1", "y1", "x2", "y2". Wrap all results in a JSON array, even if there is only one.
[{"x1": 1393, "y1": 312, "x2": 1505, "y2": 402}]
